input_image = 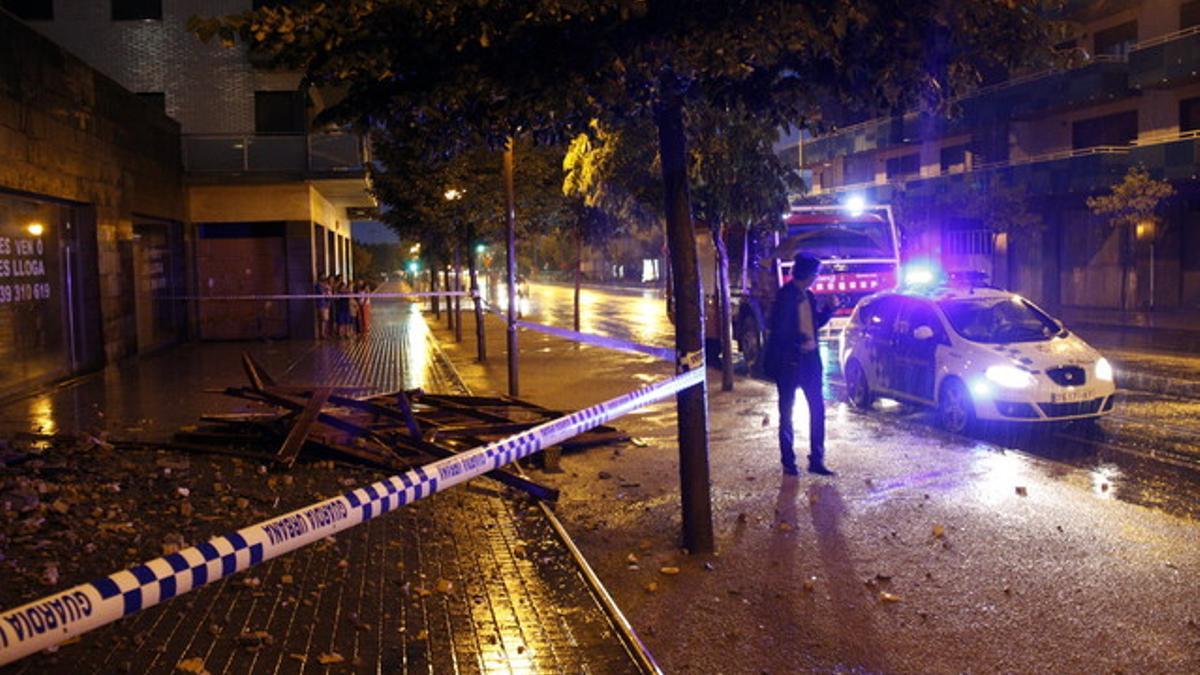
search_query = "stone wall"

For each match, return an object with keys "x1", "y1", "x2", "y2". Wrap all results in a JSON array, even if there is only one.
[{"x1": 0, "y1": 12, "x2": 186, "y2": 367}]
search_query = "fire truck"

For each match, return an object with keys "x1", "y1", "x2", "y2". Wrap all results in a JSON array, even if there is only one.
[{"x1": 700, "y1": 203, "x2": 902, "y2": 371}]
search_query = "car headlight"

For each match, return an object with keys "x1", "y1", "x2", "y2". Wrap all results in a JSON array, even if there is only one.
[
  {"x1": 1095, "y1": 357, "x2": 1113, "y2": 382},
  {"x1": 985, "y1": 365, "x2": 1036, "y2": 389}
]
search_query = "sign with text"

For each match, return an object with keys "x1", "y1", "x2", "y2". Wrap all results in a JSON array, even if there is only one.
[{"x1": 0, "y1": 195, "x2": 69, "y2": 392}]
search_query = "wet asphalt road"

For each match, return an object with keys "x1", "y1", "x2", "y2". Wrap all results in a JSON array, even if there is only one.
[{"x1": 515, "y1": 281, "x2": 1200, "y2": 520}]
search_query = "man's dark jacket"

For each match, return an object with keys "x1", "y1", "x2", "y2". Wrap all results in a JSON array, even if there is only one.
[{"x1": 763, "y1": 283, "x2": 833, "y2": 379}]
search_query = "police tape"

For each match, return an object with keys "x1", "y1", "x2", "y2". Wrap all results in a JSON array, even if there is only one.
[
  {"x1": 169, "y1": 291, "x2": 471, "y2": 301},
  {"x1": 0, "y1": 365, "x2": 706, "y2": 666},
  {"x1": 514, "y1": 320, "x2": 675, "y2": 361}
]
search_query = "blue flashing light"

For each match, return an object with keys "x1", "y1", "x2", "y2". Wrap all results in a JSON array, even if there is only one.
[
  {"x1": 407, "y1": 261, "x2": 420, "y2": 274},
  {"x1": 904, "y1": 266, "x2": 937, "y2": 286},
  {"x1": 844, "y1": 195, "x2": 866, "y2": 217}
]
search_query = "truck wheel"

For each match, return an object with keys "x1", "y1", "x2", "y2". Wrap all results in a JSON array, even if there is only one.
[
  {"x1": 845, "y1": 359, "x2": 873, "y2": 410},
  {"x1": 736, "y1": 319, "x2": 762, "y2": 373}
]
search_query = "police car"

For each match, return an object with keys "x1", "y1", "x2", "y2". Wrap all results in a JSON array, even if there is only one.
[{"x1": 838, "y1": 277, "x2": 1116, "y2": 433}]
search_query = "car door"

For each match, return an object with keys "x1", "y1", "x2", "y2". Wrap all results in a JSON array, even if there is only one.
[
  {"x1": 861, "y1": 295, "x2": 903, "y2": 392},
  {"x1": 893, "y1": 299, "x2": 945, "y2": 402}
]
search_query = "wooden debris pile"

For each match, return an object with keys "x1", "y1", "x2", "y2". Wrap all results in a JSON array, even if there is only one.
[{"x1": 172, "y1": 354, "x2": 629, "y2": 501}]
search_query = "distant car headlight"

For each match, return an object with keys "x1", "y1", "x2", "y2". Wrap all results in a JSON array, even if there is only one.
[
  {"x1": 985, "y1": 365, "x2": 1036, "y2": 389},
  {"x1": 1095, "y1": 357, "x2": 1113, "y2": 382}
]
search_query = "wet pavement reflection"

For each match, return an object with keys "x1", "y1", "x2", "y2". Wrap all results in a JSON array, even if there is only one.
[{"x1": 511, "y1": 281, "x2": 1200, "y2": 519}]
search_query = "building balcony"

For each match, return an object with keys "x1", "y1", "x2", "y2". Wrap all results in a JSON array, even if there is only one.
[
  {"x1": 960, "y1": 57, "x2": 1131, "y2": 121},
  {"x1": 1129, "y1": 26, "x2": 1200, "y2": 90},
  {"x1": 802, "y1": 57, "x2": 1132, "y2": 169},
  {"x1": 181, "y1": 132, "x2": 368, "y2": 178},
  {"x1": 811, "y1": 132, "x2": 1200, "y2": 200}
]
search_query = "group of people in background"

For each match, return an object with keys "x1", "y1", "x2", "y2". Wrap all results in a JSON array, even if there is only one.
[{"x1": 315, "y1": 275, "x2": 372, "y2": 339}]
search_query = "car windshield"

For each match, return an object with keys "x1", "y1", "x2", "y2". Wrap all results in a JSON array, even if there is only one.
[{"x1": 938, "y1": 296, "x2": 1061, "y2": 343}]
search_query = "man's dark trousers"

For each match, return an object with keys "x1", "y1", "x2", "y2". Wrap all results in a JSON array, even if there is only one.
[{"x1": 775, "y1": 350, "x2": 825, "y2": 471}]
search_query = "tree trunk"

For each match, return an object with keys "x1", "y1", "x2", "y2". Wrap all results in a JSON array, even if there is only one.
[
  {"x1": 713, "y1": 224, "x2": 734, "y2": 392},
  {"x1": 503, "y1": 140, "x2": 519, "y2": 397},
  {"x1": 444, "y1": 267, "x2": 455, "y2": 331},
  {"x1": 574, "y1": 223, "x2": 583, "y2": 333},
  {"x1": 431, "y1": 263, "x2": 440, "y2": 319},
  {"x1": 453, "y1": 249, "x2": 463, "y2": 343},
  {"x1": 654, "y1": 76, "x2": 714, "y2": 555},
  {"x1": 468, "y1": 225, "x2": 487, "y2": 363}
]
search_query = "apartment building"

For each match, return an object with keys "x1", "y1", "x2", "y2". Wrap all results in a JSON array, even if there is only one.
[
  {"x1": 4, "y1": 0, "x2": 373, "y2": 339},
  {"x1": 789, "y1": 0, "x2": 1200, "y2": 325}
]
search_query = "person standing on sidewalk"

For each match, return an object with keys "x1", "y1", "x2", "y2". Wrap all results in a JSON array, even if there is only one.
[
  {"x1": 316, "y1": 275, "x2": 332, "y2": 339},
  {"x1": 354, "y1": 280, "x2": 372, "y2": 334},
  {"x1": 763, "y1": 253, "x2": 836, "y2": 476}
]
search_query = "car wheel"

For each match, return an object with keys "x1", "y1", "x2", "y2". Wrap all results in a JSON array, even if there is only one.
[
  {"x1": 845, "y1": 359, "x2": 873, "y2": 410},
  {"x1": 939, "y1": 378, "x2": 976, "y2": 434}
]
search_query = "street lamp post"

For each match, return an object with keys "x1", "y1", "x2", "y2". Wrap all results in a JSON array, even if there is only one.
[{"x1": 504, "y1": 139, "x2": 519, "y2": 398}]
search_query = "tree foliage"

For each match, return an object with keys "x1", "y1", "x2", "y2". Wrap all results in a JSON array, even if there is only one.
[
  {"x1": 193, "y1": 1, "x2": 1063, "y2": 145},
  {"x1": 1086, "y1": 165, "x2": 1176, "y2": 231}
]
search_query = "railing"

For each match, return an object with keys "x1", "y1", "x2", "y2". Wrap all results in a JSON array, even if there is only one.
[
  {"x1": 805, "y1": 54, "x2": 1129, "y2": 149},
  {"x1": 814, "y1": 145, "x2": 1138, "y2": 195},
  {"x1": 1132, "y1": 24, "x2": 1200, "y2": 51},
  {"x1": 182, "y1": 132, "x2": 366, "y2": 174}
]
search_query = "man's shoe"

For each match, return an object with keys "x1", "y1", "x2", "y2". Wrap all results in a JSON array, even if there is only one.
[
  {"x1": 782, "y1": 465, "x2": 800, "y2": 476},
  {"x1": 808, "y1": 463, "x2": 836, "y2": 476}
]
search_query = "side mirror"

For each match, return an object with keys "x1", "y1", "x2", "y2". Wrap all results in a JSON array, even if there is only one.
[{"x1": 913, "y1": 325, "x2": 935, "y2": 341}]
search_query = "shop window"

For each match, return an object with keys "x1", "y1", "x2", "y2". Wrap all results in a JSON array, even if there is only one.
[
  {"x1": 1181, "y1": 97, "x2": 1200, "y2": 133},
  {"x1": 2, "y1": 0, "x2": 53, "y2": 20},
  {"x1": 255, "y1": 91, "x2": 306, "y2": 134},
  {"x1": 1184, "y1": 201, "x2": 1200, "y2": 272},
  {"x1": 112, "y1": 0, "x2": 161, "y2": 21},
  {"x1": 1182, "y1": 1, "x2": 1200, "y2": 30},
  {"x1": 1093, "y1": 21, "x2": 1137, "y2": 58},
  {"x1": 885, "y1": 154, "x2": 920, "y2": 180},
  {"x1": 1071, "y1": 110, "x2": 1137, "y2": 149},
  {"x1": 940, "y1": 145, "x2": 968, "y2": 174},
  {"x1": 843, "y1": 154, "x2": 875, "y2": 184}
]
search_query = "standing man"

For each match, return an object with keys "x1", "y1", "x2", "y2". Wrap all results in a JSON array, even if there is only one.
[{"x1": 763, "y1": 253, "x2": 835, "y2": 476}]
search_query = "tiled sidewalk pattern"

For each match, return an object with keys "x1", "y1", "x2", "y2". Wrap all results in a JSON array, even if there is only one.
[{"x1": 1, "y1": 297, "x2": 640, "y2": 673}]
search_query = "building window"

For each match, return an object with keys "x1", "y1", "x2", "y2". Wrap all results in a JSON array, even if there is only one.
[
  {"x1": 843, "y1": 154, "x2": 875, "y2": 185},
  {"x1": 2, "y1": 0, "x2": 53, "y2": 20},
  {"x1": 1093, "y1": 21, "x2": 1137, "y2": 58},
  {"x1": 1182, "y1": 97, "x2": 1200, "y2": 133},
  {"x1": 1182, "y1": 1, "x2": 1200, "y2": 31},
  {"x1": 1071, "y1": 110, "x2": 1137, "y2": 149},
  {"x1": 112, "y1": 0, "x2": 160, "y2": 21},
  {"x1": 885, "y1": 154, "x2": 920, "y2": 180},
  {"x1": 940, "y1": 145, "x2": 969, "y2": 174},
  {"x1": 254, "y1": 91, "x2": 306, "y2": 134},
  {"x1": 136, "y1": 92, "x2": 165, "y2": 113}
]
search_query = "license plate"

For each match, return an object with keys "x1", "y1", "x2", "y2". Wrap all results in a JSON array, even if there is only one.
[{"x1": 1050, "y1": 389, "x2": 1093, "y2": 403}]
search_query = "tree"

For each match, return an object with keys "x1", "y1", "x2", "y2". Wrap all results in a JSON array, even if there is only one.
[
  {"x1": 195, "y1": 0, "x2": 1062, "y2": 554},
  {"x1": 688, "y1": 106, "x2": 797, "y2": 391},
  {"x1": 1087, "y1": 165, "x2": 1175, "y2": 310}
]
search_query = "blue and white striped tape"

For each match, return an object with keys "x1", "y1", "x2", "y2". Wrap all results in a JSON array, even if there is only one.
[
  {"x1": 0, "y1": 366, "x2": 705, "y2": 665},
  {"x1": 171, "y1": 291, "x2": 470, "y2": 301}
]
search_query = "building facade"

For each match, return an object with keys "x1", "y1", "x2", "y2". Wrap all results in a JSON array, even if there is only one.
[
  {"x1": 788, "y1": 0, "x2": 1200, "y2": 328},
  {"x1": 0, "y1": 10, "x2": 186, "y2": 396},
  {"x1": 6, "y1": 0, "x2": 373, "y2": 339}
]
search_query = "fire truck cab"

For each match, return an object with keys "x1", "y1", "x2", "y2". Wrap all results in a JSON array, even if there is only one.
[{"x1": 701, "y1": 203, "x2": 901, "y2": 373}]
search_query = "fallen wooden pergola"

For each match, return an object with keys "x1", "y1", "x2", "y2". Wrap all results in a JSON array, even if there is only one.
[{"x1": 172, "y1": 354, "x2": 628, "y2": 502}]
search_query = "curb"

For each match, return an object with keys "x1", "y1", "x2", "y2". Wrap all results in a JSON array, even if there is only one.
[{"x1": 1115, "y1": 368, "x2": 1200, "y2": 399}]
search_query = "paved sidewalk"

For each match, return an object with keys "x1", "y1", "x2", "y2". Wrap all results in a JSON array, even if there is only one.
[{"x1": 0, "y1": 295, "x2": 645, "y2": 673}]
